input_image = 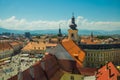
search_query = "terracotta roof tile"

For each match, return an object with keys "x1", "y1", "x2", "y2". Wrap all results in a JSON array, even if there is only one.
[
  {"x1": 81, "y1": 38, "x2": 97, "y2": 44},
  {"x1": 9, "y1": 42, "x2": 19, "y2": 46},
  {"x1": 58, "y1": 59, "x2": 80, "y2": 73},
  {"x1": 61, "y1": 40, "x2": 85, "y2": 67},
  {"x1": 22, "y1": 69, "x2": 33, "y2": 80},
  {"x1": 0, "y1": 42, "x2": 13, "y2": 51},
  {"x1": 46, "y1": 43, "x2": 57, "y2": 47},
  {"x1": 96, "y1": 62, "x2": 120, "y2": 80},
  {"x1": 31, "y1": 61, "x2": 47, "y2": 80},
  {"x1": 22, "y1": 42, "x2": 46, "y2": 51},
  {"x1": 78, "y1": 68, "x2": 97, "y2": 76},
  {"x1": 41, "y1": 54, "x2": 64, "y2": 79}
]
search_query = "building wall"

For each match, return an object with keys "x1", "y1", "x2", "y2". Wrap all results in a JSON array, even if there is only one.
[
  {"x1": 84, "y1": 49, "x2": 120, "y2": 68},
  {"x1": 68, "y1": 29, "x2": 79, "y2": 42},
  {"x1": 0, "y1": 49, "x2": 14, "y2": 59}
]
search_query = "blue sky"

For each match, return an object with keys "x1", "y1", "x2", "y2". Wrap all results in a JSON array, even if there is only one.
[{"x1": 0, "y1": 0, "x2": 120, "y2": 31}]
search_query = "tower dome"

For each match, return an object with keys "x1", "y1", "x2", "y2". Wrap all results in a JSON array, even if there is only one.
[{"x1": 69, "y1": 13, "x2": 77, "y2": 30}]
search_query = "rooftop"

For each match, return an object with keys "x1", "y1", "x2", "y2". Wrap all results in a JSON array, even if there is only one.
[
  {"x1": 22, "y1": 42, "x2": 46, "y2": 51},
  {"x1": 22, "y1": 41, "x2": 57, "y2": 51},
  {"x1": 96, "y1": 62, "x2": 120, "y2": 80},
  {"x1": 62, "y1": 39, "x2": 85, "y2": 67},
  {"x1": 0, "y1": 42, "x2": 13, "y2": 51}
]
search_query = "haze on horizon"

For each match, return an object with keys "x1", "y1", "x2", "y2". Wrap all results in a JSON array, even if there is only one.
[{"x1": 0, "y1": 0, "x2": 120, "y2": 31}]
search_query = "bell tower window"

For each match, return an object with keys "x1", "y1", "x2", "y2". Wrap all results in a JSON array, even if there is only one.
[{"x1": 71, "y1": 33, "x2": 74, "y2": 38}]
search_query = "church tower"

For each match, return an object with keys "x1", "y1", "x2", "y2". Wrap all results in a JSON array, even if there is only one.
[
  {"x1": 58, "y1": 26, "x2": 62, "y2": 37},
  {"x1": 57, "y1": 25, "x2": 63, "y2": 42},
  {"x1": 90, "y1": 32, "x2": 94, "y2": 42},
  {"x1": 68, "y1": 13, "x2": 79, "y2": 43}
]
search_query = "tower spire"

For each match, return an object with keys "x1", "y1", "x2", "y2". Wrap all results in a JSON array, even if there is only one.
[
  {"x1": 69, "y1": 13, "x2": 77, "y2": 30},
  {"x1": 58, "y1": 24, "x2": 62, "y2": 37}
]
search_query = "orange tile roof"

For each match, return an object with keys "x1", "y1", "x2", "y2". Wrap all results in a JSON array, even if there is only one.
[
  {"x1": 22, "y1": 42, "x2": 46, "y2": 51},
  {"x1": 51, "y1": 38, "x2": 58, "y2": 41},
  {"x1": 0, "y1": 42, "x2": 13, "y2": 51},
  {"x1": 9, "y1": 41, "x2": 19, "y2": 46},
  {"x1": 96, "y1": 62, "x2": 120, "y2": 80},
  {"x1": 46, "y1": 43, "x2": 57, "y2": 47},
  {"x1": 61, "y1": 40, "x2": 85, "y2": 67},
  {"x1": 81, "y1": 38, "x2": 97, "y2": 44}
]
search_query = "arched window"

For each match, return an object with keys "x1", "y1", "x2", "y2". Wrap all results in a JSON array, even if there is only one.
[{"x1": 71, "y1": 33, "x2": 74, "y2": 37}]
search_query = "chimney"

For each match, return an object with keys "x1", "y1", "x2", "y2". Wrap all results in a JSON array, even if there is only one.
[{"x1": 29, "y1": 66, "x2": 35, "y2": 79}]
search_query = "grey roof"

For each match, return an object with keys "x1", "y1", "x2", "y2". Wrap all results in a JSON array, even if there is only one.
[{"x1": 49, "y1": 44, "x2": 74, "y2": 60}]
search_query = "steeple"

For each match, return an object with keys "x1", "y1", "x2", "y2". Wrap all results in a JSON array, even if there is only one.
[
  {"x1": 69, "y1": 13, "x2": 77, "y2": 30},
  {"x1": 58, "y1": 24, "x2": 62, "y2": 37},
  {"x1": 57, "y1": 24, "x2": 63, "y2": 43},
  {"x1": 72, "y1": 12, "x2": 75, "y2": 24},
  {"x1": 90, "y1": 32, "x2": 94, "y2": 42},
  {"x1": 91, "y1": 32, "x2": 93, "y2": 38}
]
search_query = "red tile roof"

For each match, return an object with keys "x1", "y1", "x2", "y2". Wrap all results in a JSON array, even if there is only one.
[
  {"x1": 41, "y1": 54, "x2": 64, "y2": 79},
  {"x1": 8, "y1": 61, "x2": 47, "y2": 80},
  {"x1": 8, "y1": 54, "x2": 64, "y2": 80},
  {"x1": 96, "y1": 62, "x2": 120, "y2": 80},
  {"x1": 31, "y1": 61, "x2": 47, "y2": 80},
  {"x1": 58, "y1": 59, "x2": 79, "y2": 73},
  {"x1": 78, "y1": 68, "x2": 97, "y2": 76},
  {"x1": 22, "y1": 69, "x2": 32, "y2": 80}
]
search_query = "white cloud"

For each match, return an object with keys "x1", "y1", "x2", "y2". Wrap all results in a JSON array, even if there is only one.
[
  {"x1": 0, "y1": 16, "x2": 120, "y2": 31},
  {"x1": 76, "y1": 16, "x2": 120, "y2": 31}
]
